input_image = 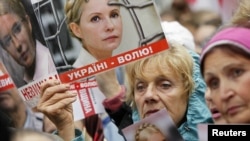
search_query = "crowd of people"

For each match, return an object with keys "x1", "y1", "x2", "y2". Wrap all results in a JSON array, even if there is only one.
[{"x1": 1, "y1": 0, "x2": 250, "y2": 141}]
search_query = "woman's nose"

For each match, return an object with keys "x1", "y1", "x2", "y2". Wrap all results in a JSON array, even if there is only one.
[
  {"x1": 105, "y1": 18, "x2": 115, "y2": 31},
  {"x1": 219, "y1": 81, "x2": 235, "y2": 101},
  {"x1": 12, "y1": 35, "x2": 22, "y2": 52},
  {"x1": 144, "y1": 85, "x2": 159, "y2": 103}
]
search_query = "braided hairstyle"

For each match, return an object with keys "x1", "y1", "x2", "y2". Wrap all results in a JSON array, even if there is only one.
[
  {"x1": 64, "y1": 0, "x2": 89, "y2": 41},
  {"x1": 135, "y1": 123, "x2": 165, "y2": 141}
]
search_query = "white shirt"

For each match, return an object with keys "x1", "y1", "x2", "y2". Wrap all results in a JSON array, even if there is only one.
[{"x1": 23, "y1": 40, "x2": 57, "y2": 83}]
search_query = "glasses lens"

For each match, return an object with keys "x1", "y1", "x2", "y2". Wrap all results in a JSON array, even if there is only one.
[
  {"x1": 13, "y1": 22, "x2": 22, "y2": 35},
  {"x1": 1, "y1": 36, "x2": 12, "y2": 49}
]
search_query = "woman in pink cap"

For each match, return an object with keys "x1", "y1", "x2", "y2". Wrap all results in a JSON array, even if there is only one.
[{"x1": 200, "y1": 26, "x2": 250, "y2": 123}]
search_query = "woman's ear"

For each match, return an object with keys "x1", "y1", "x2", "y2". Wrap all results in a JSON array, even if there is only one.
[{"x1": 69, "y1": 22, "x2": 82, "y2": 39}]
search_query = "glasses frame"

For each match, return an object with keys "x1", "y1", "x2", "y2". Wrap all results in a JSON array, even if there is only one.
[{"x1": 0, "y1": 19, "x2": 25, "y2": 50}]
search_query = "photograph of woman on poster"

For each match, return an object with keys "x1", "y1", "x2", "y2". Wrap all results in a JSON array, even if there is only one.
[
  {"x1": 65, "y1": 0, "x2": 123, "y2": 67},
  {"x1": 0, "y1": 0, "x2": 57, "y2": 87},
  {"x1": 135, "y1": 122, "x2": 167, "y2": 141},
  {"x1": 122, "y1": 109, "x2": 184, "y2": 141},
  {"x1": 31, "y1": 0, "x2": 163, "y2": 71}
]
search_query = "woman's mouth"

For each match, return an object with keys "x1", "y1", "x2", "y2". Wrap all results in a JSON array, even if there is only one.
[
  {"x1": 144, "y1": 109, "x2": 159, "y2": 118},
  {"x1": 104, "y1": 35, "x2": 118, "y2": 42},
  {"x1": 211, "y1": 108, "x2": 222, "y2": 119}
]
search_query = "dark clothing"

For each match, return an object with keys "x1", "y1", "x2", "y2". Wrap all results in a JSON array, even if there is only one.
[
  {"x1": 0, "y1": 111, "x2": 13, "y2": 141},
  {"x1": 106, "y1": 103, "x2": 133, "y2": 130}
]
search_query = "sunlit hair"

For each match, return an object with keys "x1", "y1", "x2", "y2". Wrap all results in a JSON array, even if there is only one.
[
  {"x1": 125, "y1": 42, "x2": 194, "y2": 109},
  {"x1": 135, "y1": 123, "x2": 165, "y2": 141},
  {"x1": 0, "y1": 0, "x2": 27, "y2": 20},
  {"x1": 231, "y1": 0, "x2": 250, "y2": 27}
]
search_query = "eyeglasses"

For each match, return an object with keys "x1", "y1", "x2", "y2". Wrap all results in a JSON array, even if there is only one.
[{"x1": 0, "y1": 20, "x2": 24, "y2": 49}]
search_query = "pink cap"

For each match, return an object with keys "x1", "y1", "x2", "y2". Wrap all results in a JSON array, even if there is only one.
[{"x1": 200, "y1": 26, "x2": 250, "y2": 65}]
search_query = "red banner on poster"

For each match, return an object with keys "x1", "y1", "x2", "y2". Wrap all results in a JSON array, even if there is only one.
[{"x1": 59, "y1": 39, "x2": 169, "y2": 83}]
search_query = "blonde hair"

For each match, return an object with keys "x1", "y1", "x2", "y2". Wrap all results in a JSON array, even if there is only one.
[
  {"x1": 64, "y1": 0, "x2": 87, "y2": 40},
  {"x1": 231, "y1": 0, "x2": 250, "y2": 27},
  {"x1": 0, "y1": 0, "x2": 27, "y2": 20},
  {"x1": 125, "y1": 42, "x2": 194, "y2": 109},
  {"x1": 135, "y1": 123, "x2": 165, "y2": 141}
]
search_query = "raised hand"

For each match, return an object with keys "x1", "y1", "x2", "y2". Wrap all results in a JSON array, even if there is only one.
[{"x1": 37, "y1": 79, "x2": 77, "y2": 141}]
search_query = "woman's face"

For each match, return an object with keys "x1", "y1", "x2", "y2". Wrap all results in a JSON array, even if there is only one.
[
  {"x1": 0, "y1": 14, "x2": 35, "y2": 68},
  {"x1": 204, "y1": 47, "x2": 250, "y2": 123},
  {"x1": 75, "y1": 0, "x2": 122, "y2": 57},
  {"x1": 134, "y1": 64, "x2": 188, "y2": 126}
]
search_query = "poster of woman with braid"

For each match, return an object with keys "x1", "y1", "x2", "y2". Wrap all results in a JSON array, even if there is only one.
[
  {"x1": 122, "y1": 109, "x2": 184, "y2": 141},
  {"x1": 31, "y1": 0, "x2": 169, "y2": 83}
]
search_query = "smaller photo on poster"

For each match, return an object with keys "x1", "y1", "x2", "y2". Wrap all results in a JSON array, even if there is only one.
[{"x1": 122, "y1": 109, "x2": 183, "y2": 141}]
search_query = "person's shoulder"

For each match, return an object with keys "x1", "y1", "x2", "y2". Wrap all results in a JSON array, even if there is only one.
[{"x1": 73, "y1": 49, "x2": 97, "y2": 68}]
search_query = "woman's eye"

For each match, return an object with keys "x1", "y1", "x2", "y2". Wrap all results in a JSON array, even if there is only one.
[
  {"x1": 232, "y1": 68, "x2": 243, "y2": 78},
  {"x1": 158, "y1": 81, "x2": 171, "y2": 89},
  {"x1": 135, "y1": 83, "x2": 146, "y2": 92},
  {"x1": 208, "y1": 78, "x2": 219, "y2": 90},
  {"x1": 111, "y1": 12, "x2": 119, "y2": 18},
  {"x1": 13, "y1": 22, "x2": 22, "y2": 34},
  {"x1": 91, "y1": 16, "x2": 100, "y2": 22}
]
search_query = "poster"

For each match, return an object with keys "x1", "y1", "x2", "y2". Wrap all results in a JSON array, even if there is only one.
[
  {"x1": 0, "y1": 61, "x2": 15, "y2": 92},
  {"x1": 0, "y1": 0, "x2": 169, "y2": 120}
]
